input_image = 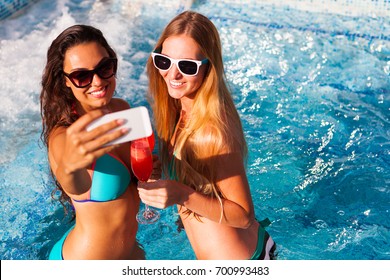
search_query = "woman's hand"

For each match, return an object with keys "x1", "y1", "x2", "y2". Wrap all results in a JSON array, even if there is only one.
[
  {"x1": 137, "y1": 180, "x2": 191, "y2": 209},
  {"x1": 59, "y1": 109, "x2": 128, "y2": 174}
]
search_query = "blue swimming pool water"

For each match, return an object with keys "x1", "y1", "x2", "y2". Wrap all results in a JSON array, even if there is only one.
[{"x1": 0, "y1": 0, "x2": 389, "y2": 260}]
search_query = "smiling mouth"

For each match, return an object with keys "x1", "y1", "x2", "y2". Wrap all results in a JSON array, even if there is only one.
[
  {"x1": 89, "y1": 86, "x2": 107, "y2": 98},
  {"x1": 170, "y1": 81, "x2": 184, "y2": 87}
]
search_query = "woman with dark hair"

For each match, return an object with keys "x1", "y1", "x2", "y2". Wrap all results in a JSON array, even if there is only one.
[{"x1": 41, "y1": 24, "x2": 143, "y2": 259}]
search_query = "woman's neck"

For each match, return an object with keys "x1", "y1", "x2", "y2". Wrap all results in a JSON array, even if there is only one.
[
  {"x1": 180, "y1": 109, "x2": 190, "y2": 123},
  {"x1": 180, "y1": 97, "x2": 194, "y2": 118},
  {"x1": 74, "y1": 103, "x2": 112, "y2": 116}
]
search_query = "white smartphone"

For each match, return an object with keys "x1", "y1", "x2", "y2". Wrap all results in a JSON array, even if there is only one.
[{"x1": 86, "y1": 106, "x2": 153, "y2": 146}]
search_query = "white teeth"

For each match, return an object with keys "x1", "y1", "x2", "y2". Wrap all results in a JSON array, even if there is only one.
[
  {"x1": 91, "y1": 89, "x2": 104, "y2": 96},
  {"x1": 170, "y1": 81, "x2": 183, "y2": 86}
]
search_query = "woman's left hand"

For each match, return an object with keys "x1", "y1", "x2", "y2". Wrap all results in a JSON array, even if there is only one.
[{"x1": 137, "y1": 180, "x2": 191, "y2": 209}]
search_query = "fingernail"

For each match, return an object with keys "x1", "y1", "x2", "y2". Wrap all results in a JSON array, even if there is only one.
[{"x1": 117, "y1": 118, "x2": 125, "y2": 125}]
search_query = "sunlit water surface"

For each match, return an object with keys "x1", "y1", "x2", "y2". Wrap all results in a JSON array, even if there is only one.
[{"x1": 0, "y1": 0, "x2": 389, "y2": 259}]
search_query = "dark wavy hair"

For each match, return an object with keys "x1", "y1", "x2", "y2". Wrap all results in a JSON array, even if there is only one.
[{"x1": 40, "y1": 24, "x2": 117, "y2": 214}]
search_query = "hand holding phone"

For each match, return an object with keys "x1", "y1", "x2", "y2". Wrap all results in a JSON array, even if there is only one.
[{"x1": 86, "y1": 106, "x2": 153, "y2": 146}]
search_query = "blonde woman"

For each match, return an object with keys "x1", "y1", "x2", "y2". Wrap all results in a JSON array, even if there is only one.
[{"x1": 138, "y1": 11, "x2": 276, "y2": 259}]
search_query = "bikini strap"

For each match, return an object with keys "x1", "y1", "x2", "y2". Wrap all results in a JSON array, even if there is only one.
[{"x1": 259, "y1": 218, "x2": 271, "y2": 228}]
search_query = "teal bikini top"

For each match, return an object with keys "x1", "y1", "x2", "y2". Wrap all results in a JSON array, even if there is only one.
[{"x1": 73, "y1": 153, "x2": 131, "y2": 203}]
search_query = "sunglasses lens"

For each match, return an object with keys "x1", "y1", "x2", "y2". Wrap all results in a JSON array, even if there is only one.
[
  {"x1": 178, "y1": 60, "x2": 198, "y2": 75},
  {"x1": 154, "y1": 55, "x2": 171, "y2": 70},
  {"x1": 66, "y1": 58, "x2": 117, "y2": 88},
  {"x1": 96, "y1": 59, "x2": 117, "y2": 79},
  {"x1": 69, "y1": 71, "x2": 93, "y2": 88}
]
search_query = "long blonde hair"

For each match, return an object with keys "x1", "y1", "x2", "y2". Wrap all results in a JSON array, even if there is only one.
[{"x1": 147, "y1": 11, "x2": 247, "y2": 217}]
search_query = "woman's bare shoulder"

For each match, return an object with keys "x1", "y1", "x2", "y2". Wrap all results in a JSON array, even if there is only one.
[
  {"x1": 48, "y1": 126, "x2": 67, "y2": 145},
  {"x1": 47, "y1": 126, "x2": 68, "y2": 171}
]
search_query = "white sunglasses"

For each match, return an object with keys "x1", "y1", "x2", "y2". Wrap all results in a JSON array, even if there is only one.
[{"x1": 151, "y1": 52, "x2": 208, "y2": 76}]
